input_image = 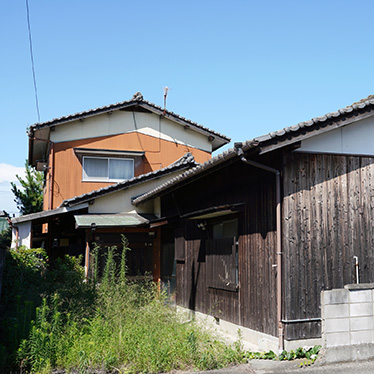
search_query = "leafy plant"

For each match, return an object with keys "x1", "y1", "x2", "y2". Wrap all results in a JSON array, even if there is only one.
[
  {"x1": 5, "y1": 240, "x2": 244, "y2": 374},
  {"x1": 0, "y1": 226, "x2": 11, "y2": 250},
  {"x1": 245, "y1": 345, "x2": 321, "y2": 365},
  {"x1": 0, "y1": 247, "x2": 47, "y2": 370}
]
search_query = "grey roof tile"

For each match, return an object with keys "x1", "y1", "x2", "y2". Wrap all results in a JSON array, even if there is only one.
[
  {"x1": 132, "y1": 145, "x2": 254, "y2": 206},
  {"x1": 133, "y1": 94, "x2": 374, "y2": 205},
  {"x1": 30, "y1": 92, "x2": 230, "y2": 143}
]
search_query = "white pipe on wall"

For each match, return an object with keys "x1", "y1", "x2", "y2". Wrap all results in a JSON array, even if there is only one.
[{"x1": 353, "y1": 256, "x2": 359, "y2": 284}]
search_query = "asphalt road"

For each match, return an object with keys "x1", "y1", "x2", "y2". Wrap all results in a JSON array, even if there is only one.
[
  {"x1": 191, "y1": 359, "x2": 374, "y2": 374},
  {"x1": 249, "y1": 359, "x2": 374, "y2": 373}
]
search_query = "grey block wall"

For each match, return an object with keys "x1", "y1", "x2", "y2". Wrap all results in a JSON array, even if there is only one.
[{"x1": 321, "y1": 284, "x2": 374, "y2": 348}]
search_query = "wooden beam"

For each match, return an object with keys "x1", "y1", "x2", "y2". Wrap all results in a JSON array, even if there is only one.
[
  {"x1": 150, "y1": 220, "x2": 168, "y2": 228},
  {"x1": 93, "y1": 227, "x2": 151, "y2": 233},
  {"x1": 153, "y1": 227, "x2": 161, "y2": 285},
  {"x1": 84, "y1": 229, "x2": 90, "y2": 280}
]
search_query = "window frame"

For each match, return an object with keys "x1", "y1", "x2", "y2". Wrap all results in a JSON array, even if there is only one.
[
  {"x1": 82, "y1": 156, "x2": 134, "y2": 182},
  {"x1": 205, "y1": 216, "x2": 239, "y2": 292}
]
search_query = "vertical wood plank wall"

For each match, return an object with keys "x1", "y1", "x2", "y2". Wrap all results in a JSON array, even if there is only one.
[
  {"x1": 165, "y1": 160, "x2": 278, "y2": 338},
  {"x1": 166, "y1": 151, "x2": 374, "y2": 342},
  {"x1": 282, "y1": 152, "x2": 374, "y2": 340}
]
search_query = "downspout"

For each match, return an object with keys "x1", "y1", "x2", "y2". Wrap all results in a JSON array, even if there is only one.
[
  {"x1": 49, "y1": 141, "x2": 55, "y2": 210},
  {"x1": 234, "y1": 142, "x2": 284, "y2": 352}
]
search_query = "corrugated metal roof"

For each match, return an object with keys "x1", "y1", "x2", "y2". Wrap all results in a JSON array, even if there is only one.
[
  {"x1": 11, "y1": 204, "x2": 88, "y2": 224},
  {"x1": 60, "y1": 152, "x2": 198, "y2": 207},
  {"x1": 74, "y1": 213, "x2": 155, "y2": 228},
  {"x1": 29, "y1": 92, "x2": 230, "y2": 145},
  {"x1": 133, "y1": 94, "x2": 374, "y2": 205}
]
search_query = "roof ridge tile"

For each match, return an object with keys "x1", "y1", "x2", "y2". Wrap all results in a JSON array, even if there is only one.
[{"x1": 31, "y1": 93, "x2": 230, "y2": 143}]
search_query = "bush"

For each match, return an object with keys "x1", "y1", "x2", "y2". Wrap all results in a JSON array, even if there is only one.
[
  {"x1": 0, "y1": 247, "x2": 47, "y2": 369},
  {"x1": 7, "y1": 241, "x2": 244, "y2": 373},
  {"x1": 0, "y1": 227, "x2": 12, "y2": 250}
]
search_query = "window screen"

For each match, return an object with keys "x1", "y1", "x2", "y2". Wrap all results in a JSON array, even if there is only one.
[{"x1": 83, "y1": 157, "x2": 134, "y2": 181}]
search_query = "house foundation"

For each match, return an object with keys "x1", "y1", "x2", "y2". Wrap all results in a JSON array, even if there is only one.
[{"x1": 177, "y1": 306, "x2": 322, "y2": 353}]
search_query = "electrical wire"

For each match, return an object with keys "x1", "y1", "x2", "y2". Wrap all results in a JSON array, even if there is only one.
[
  {"x1": 26, "y1": 0, "x2": 41, "y2": 123},
  {"x1": 132, "y1": 111, "x2": 145, "y2": 152}
]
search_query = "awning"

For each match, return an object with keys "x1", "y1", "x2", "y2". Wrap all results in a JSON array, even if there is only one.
[
  {"x1": 74, "y1": 213, "x2": 156, "y2": 229},
  {"x1": 182, "y1": 203, "x2": 244, "y2": 220},
  {"x1": 74, "y1": 148, "x2": 144, "y2": 158}
]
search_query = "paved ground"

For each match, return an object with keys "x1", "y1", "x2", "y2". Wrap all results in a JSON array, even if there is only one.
[
  {"x1": 249, "y1": 358, "x2": 374, "y2": 373},
  {"x1": 190, "y1": 358, "x2": 374, "y2": 374}
]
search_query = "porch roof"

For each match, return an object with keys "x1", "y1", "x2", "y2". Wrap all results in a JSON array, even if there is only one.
[{"x1": 74, "y1": 213, "x2": 157, "y2": 229}]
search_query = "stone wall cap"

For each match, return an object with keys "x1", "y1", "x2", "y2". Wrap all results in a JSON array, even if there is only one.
[{"x1": 344, "y1": 283, "x2": 374, "y2": 290}]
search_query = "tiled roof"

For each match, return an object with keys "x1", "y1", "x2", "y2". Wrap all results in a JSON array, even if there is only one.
[
  {"x1": 132, "y1": 148, "x2": 243, "y2": 206},
  {"x1": 133, "y1": 94, "x2": 374, "y2": 205},
  {"x1": 253, "y1": 94, "x2": 374, "y2": 144},
  {"x1": 29, "y1": 92, "x2": 230, "y2": 143},
  {"x1": 60, "y1": 152, "x2": 197, "y2": 207}
]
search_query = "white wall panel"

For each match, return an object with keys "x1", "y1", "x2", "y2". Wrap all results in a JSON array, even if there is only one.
[
  {"x1": 50, "y1": 111, "x2": 212, "y2": 152},
  {"x1": 298, "y1": 117, "x2": 374, "y2": 156}
]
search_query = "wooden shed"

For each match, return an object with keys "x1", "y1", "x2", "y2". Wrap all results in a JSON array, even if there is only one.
[{"x1": 133, "y1": 95, "x2": 374, "y2": 351}]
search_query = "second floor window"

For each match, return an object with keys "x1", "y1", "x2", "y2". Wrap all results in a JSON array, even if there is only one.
[{"x1": 82, "y1": 156, "x2": 134, "y2": 182}]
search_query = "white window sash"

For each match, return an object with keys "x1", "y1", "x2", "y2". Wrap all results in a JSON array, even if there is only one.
[{"x1": 82, "y1": 156, "x2": 134, "y2": 182}]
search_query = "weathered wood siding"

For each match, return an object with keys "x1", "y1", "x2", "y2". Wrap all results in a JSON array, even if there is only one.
[
  {"x1": 282, "y1": 152, "x2": 374, "y2": 340},
  {"x1": 163, "y1": 158, "x2": 278, "y2": 337}
]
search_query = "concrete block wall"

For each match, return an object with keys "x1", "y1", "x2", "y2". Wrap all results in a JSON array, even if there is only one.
[{"x1": 321, "y1": 284, "x2": 374, "y2": 348}]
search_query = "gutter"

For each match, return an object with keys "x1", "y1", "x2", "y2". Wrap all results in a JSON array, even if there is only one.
[{"x1": 234, "y1": 142, "x2": 284, "y2": 352}]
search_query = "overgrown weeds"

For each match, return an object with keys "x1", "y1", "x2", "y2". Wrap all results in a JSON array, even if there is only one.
[
  {"x1": 245, "y1": 344, "x2": 322, "y2": 365},
  {"x1": 1, "y1": 238, "x2": 244, "y2": 374}
]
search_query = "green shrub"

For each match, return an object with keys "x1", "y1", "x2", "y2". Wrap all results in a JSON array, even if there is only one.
[
  {"x1": 10, "y1": 240, "x2": 244, "y2": 374},
  {"x1": 0, "y1": 247, "x2": 47, "y2": 369}
]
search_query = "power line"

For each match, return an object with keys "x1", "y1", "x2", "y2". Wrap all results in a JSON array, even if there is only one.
[{"x1": 25, "y1": 0, "x2": 41, "y2": 123}]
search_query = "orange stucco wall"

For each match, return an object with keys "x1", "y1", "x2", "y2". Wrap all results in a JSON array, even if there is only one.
[{"x1": 43, "y1": 132, "x2": 211, "y2": 210}]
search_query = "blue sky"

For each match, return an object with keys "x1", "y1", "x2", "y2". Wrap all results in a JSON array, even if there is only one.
[{"x1": 2, "y1": 0, "x2": 374, "y2": 214}]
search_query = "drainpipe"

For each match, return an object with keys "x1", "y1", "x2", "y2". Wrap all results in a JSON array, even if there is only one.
[
  {"x1": 353, "y1": 256, "x2": 359, "y2": 284},
  {"x1": 234, "y1": 142, "x2": 284, "y2": 352},
  {"x1": 49, "y1": 141, "x2": 55, "y2": 210}
]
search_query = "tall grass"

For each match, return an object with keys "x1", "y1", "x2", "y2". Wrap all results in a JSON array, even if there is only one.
[{"x1": 15, "y1": 238, "x2": 244, "y2": 373}]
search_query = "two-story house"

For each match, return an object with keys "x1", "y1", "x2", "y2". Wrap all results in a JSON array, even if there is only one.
[
  {"x1": 12, "y1": 92, "x2": 230, "y2": 284},
  {"x1": 28, "y1": 92, "x2": 228, "y2": 210}
]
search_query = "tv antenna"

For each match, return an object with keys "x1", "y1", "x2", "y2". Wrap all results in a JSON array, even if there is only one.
[{"x1": 163, "y1": 86, "x2": 171, "y2": 114}]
